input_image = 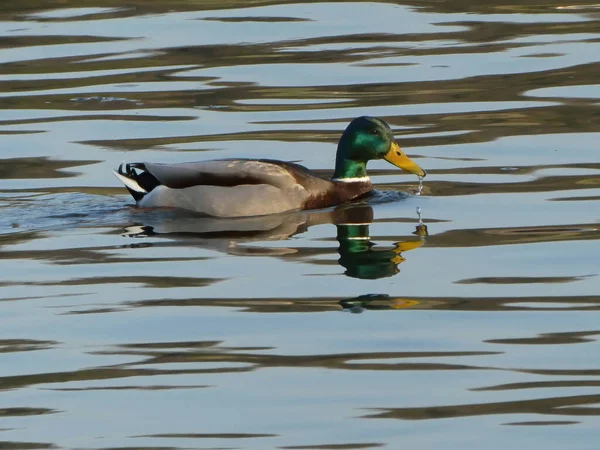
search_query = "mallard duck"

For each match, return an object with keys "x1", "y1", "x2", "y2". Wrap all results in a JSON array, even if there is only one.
[{"x1": 113, "y1": 116, "x2": 426, "y2": 217}]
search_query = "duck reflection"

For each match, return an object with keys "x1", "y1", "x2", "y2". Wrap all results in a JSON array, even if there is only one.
[
  {"x1": 339, "y1": 294, "x2": 420, "y2": 313},
  {"x1": 123, "y1": 203, "x2": 427, "y2": 279}
]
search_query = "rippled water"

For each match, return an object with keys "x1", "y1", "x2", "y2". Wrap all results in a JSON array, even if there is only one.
[{"x1": 1, "y1": 1, "x2": 600, "y2": 449}]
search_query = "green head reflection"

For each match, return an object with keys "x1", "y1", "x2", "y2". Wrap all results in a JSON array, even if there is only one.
[{"x1": 334, "y1": 205, "x2": 427, "y2": 280}]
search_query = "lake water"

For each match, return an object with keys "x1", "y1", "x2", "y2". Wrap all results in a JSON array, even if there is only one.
[{"x1": 1, "y1": 1, "x2": 599, "y2": 449}]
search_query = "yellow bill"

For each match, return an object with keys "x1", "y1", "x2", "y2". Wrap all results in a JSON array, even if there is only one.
[{"x1": 384, "y1": 142, "x2": 426, "y2": 177}]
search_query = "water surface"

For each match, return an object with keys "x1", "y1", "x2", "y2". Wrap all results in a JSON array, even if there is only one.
[{"x1": 1, "y1": 1, "x2": 599, "y2": 449}]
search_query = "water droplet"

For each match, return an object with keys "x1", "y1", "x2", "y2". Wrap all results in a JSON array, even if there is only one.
[
  {"x1": 416, "y1": 206, "x2": 423, "y2": 225},
  {"x1": 416, "y1": 176, "x2": 424, "y2": 196}
]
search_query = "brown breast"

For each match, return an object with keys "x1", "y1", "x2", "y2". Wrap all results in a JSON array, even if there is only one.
[
  {"x1": 302, "y1": 180, "x2": 373, "y2": 210},
  {"x1": 266, "y1": 160, "x2": 373, "y2": 211}
]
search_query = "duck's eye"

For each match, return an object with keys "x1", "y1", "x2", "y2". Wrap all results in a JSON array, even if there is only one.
[{"x1": 370, "y1": 129, "x2": 379, "y2": 135}]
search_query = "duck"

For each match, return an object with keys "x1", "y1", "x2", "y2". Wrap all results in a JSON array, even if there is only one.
[{"x1": 113, "y1": 116, "x2": 426, "y2": 217}]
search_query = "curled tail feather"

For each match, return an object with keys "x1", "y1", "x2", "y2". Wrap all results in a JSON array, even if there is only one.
[{"x1": 113, "y1": 163, "x2": 160, "y2": 202}]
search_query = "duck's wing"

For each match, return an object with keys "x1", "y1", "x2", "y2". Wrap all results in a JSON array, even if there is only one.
[{"x1": 143, "y1": 159, "x2": 324, "y2": 190}]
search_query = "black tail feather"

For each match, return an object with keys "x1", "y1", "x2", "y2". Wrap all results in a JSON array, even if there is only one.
[{"x1": 117, "y1": 163, "x2": 161, "y2": 202}]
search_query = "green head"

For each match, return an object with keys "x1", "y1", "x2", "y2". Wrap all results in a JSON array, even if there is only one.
[{"x1": 333, "y1": 116, "x2": 426, "y2": 180}]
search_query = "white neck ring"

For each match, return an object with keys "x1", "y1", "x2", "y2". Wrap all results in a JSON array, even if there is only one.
[{"x1": 331, "y1": 176, "x2": 371, "y2": 183}]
